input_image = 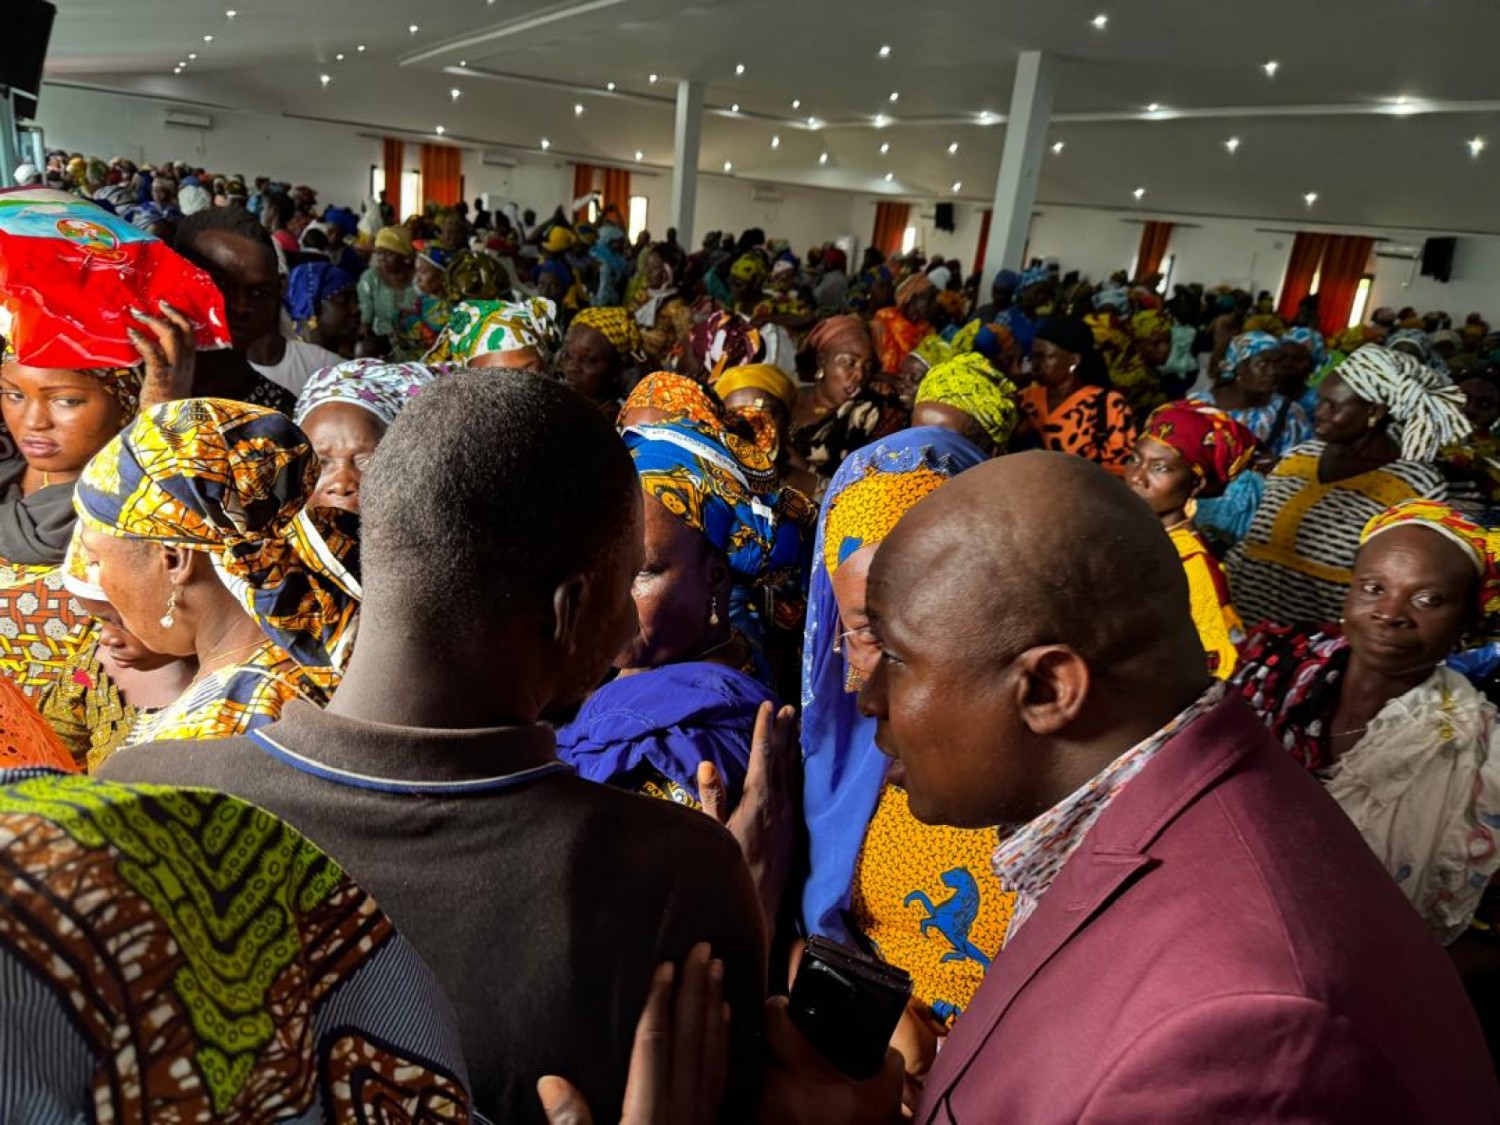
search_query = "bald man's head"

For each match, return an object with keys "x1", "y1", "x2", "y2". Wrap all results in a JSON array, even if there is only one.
[{"x1": 858, "y1": 451, "x2": 1212, "y2": 829}]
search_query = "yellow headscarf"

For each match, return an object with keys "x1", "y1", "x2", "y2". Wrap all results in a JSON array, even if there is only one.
[
  {"x1": 822, "y1": 463, "x2": 950, "y2": 574},
  {"x1": 714, "y1": 363, "x2": 798, "y2": 412},
  {"x1": 914, "y1": 353, "x2": 1021, "y2": 447},
  {"x1": 572, "y1": 306, "x2": 644, "y2": 362}
]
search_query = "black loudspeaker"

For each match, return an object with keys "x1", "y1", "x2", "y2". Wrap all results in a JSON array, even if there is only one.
[
  {"x1": 1, "y1": 0, "x2": 56, "y2": 120},
  {"x1": 934, "y1": 201, "x2": 956, "y2": 233},
  {"x1": 1421, "y1": 237, "x2": 1456, "y2": 283}
]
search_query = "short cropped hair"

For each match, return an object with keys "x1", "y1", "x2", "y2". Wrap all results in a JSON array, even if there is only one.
[
  {"x1": 173, "y1": 204, "x2": 275, "y2": 267},
  {"x1": 359, "y1": 371, "x2": 638, "y2": 619}
]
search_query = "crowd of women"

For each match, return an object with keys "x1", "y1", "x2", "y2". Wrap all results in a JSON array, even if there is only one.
[{"x1": 4, "y1": 157, "x2": 1500, "y2": 1118}]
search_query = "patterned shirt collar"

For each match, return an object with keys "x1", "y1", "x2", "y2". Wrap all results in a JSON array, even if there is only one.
[{"x1": 992, "y1": 681, "x2": 1227, "y2": 944}]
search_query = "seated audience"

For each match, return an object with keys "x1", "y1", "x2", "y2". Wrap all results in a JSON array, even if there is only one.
[
  {"x1": 911, "y1": 352, "x2": 1020, "y2": 457},
  {"x1": 1017, "y1": 315, "x2": 1137, "y2": 475},
  {"x1": 100, "y1": 372, "x2": 767, "y2": 1125},
  {"x1": 426, "y1": 296, "x2": 560, "y2": 370},
  {"x1": 560, "y1": 306, "x2": 644, "y2": 410}
]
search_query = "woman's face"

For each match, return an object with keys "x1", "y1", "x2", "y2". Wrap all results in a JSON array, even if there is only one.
[
  {"x1": 615, "y1": 493, "x2": 725, "y2": 670},
  {"x1": 75, "y1": 595, "x2": 176, "y2": 672},
  {"x1": 374, "y1": 248, "x2": 412, "y2": 285},
  {"x1": 1031, "y1": 338, "x2": 1079, "y2": 390},
  {"x1": 817, "y1": 344, "x2": 872, "y2": 404},
  {"x1": 1314, "y1": 371, "x2": 1378, "y2": 444},
  {"x1": 1343, "y1": 525, "x2": 1474, "y2": 676},
  {"x1": 414, "y1": 257, "x2": 445, "y2": 296},
  {"x1": 1460, "y1": 378, "x2": 1500, "y2": 434},
  {"x1": 0, "y1": 363, "x2": 123, "y2": 476},
  {"x1": 903, "y1": 289, "x2": 938, "y2": 325},
  {"x1": 537, "y1": 271, "x2": 567, "y2": 302},
  {"x1": 301, "y1": 402, "x2": 387, "y2": 514},
  {"x1": 893, "y1": 355, "x2": 928, "y2": 408},
  {"x1": 644, "y1": 251, "x2": 670, "y2": 290},
  {"x1": 1138, "y1": 332, "x2": 1172, "y2": 368},
  {"x1": 1125, "y1": 436, "x2": 1196, "y2": 518},
  {"x1": 78, "y1": 529, "x2": 189, "y2": 658},
  {"x1": 1236, "y1": 350, "x2": 1281, "y2": 397},
  {"x1": 316, "y1": 285, "x2": 359, "y2": 340},
  {"x1": 829, "y1": 544, "x2": 881, "y2": 690},
  {"x1": 558, "y1": 325, "x2": 623, "y2": 403}
]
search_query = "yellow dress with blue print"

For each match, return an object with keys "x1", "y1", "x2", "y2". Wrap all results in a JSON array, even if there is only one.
[{"x1": 850, "y1": 781, "x2": 1015, "y2": 1022}]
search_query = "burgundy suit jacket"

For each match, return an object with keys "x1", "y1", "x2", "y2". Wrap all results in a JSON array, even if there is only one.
[{"x1": 916, "y1": 693, "x2": 1500, "y2": 1123}]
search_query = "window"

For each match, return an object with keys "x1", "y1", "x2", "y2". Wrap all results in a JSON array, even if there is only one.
[
  {"x1": 901, "y1": 225, "x2": 918, "y2": 255},
  {"x1": 368, "y1": 168, "x2": 422, "y2": 220},
  {"x1": 1347, "y1": 276, "x2": 1374, "y2": 328},
  {"x1": 627, "y1": 194, "x2": 649, "y2": 242},
  {"x1": 1157, "y1": 253, "x2": 1176, "y2": 295}
]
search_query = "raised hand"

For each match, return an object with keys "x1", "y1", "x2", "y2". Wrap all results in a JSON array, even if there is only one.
[{"x1": 129, "y1": 301, "x2": 197, "y2": 408}]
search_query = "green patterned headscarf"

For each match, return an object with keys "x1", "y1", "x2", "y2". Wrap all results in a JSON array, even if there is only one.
[{"x1": 424, "y1": 297, "x2": 560, "y2": 364}]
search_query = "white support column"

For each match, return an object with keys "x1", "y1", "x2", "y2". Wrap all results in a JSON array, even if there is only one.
[
  {"x1": 670, "y1": 79, "x2": 704, "y2": 244},
  {"x1": 983, "y1": 51, "x2": 1058, "y2": 281}
]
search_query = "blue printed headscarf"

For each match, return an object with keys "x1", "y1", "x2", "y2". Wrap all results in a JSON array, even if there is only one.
[
  {"x1": 1219, "y1": 331, "x2": 1283, "y2": 377},
  {"x1": 1282, "y1": 325, "x2": 1327, "y2": 369},
  {"x1": 622, "y1": 421, "x2": 810, "y2": 586},
  {"x1": 800, "y1": 427, "x2": 986, "y2": 944},
  {"x1": 284, "y1": 262, "x2": 355, "y2": 323}
]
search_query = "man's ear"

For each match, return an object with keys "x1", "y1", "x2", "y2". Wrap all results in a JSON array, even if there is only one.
[
  {"x1": 1011, "y1": 645, "x2": 1091, "y2": 736},
  {"x1": 551, "y1": 573, "x2": 589, "y2": 653}
]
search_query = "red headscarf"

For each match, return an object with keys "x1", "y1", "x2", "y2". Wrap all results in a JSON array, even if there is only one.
[{"x1": 1143, "y1": 401, "x2": 1257, "y2": 498}]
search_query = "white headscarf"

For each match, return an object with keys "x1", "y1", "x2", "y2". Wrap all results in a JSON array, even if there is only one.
[{"x1": 1336, "y1": 344, "x2": 1471, "y2": 461}]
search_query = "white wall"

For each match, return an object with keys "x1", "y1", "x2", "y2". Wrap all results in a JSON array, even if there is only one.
[{"x1": 1367, "y1": 238, "x2": 1500, "y2": 322}]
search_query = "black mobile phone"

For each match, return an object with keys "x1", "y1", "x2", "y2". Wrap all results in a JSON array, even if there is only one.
[{"x1": 788, "y1": 936, "x2": 913, "y2": 1079}]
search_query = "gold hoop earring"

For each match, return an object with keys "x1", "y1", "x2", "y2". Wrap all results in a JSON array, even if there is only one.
[
  {"x1": 708, "y1": 596, "x2": 720, "y2": 627},
  {"x1": 160, "y1": 587, "x2": 178, "y2": 629}
]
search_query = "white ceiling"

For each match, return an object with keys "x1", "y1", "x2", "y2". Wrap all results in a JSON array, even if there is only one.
[{"x1": 39, "y1": 0, "x2": 1500, "y2": 232}]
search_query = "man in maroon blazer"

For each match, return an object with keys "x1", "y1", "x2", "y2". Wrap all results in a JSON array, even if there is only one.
[{"x1": 760, "y1": 451, "x2": 1500, "y2": 1124}]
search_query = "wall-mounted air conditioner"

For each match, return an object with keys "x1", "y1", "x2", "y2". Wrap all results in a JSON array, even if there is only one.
[
  {"x1": 750, "y1": 185, "x2": 782, "y2": 203},
  {"x1": 1373, "y1": 241, "x2": 1421, "y2": 260},
  {"x1": 163, "y1": 109, "x2": 212, "y2": 130},
  {"x1": 480, "y1": 150, "x2": 516, "y2": 168}
]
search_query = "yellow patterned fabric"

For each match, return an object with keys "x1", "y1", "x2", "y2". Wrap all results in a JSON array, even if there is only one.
[
  {"x1": 1172, "y1": 526, "x2": 1244, "y2": 679},
  {"x1": 0, "y1": 563, "x2": 91, "y2": 697},
  {"x1": 74, "y1": 398, "x2": 360, "y2": 692},
  {"x1": 850, "y1": 782, "x2": 1013, "y2": 1020},
  {"x1": 573, "y1": 305, "x2": 644, "y2": 362},
  {"x1": 124, "y1": 639, "x2": 324, "y2": 747},
  {"x1": 822, "y1": 462, "x2": 949, "y2": 574},
  {"x1": 1362, "y1": 499, "x2": 1500, "y2": 626},
  {"x1": 35, "y1": 632, "x2": 139, "y2": 772},
  {"x1": 915, "y1": 353, "x2": 1021, "y2": 447}
]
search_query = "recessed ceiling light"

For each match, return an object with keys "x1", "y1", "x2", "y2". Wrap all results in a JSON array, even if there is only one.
[
  {"x1": 335, "y1": 52, "x2": 344, "y2": 60},
  {"x1": 1263, "y1": 60, "x2": 1279, "y2": 77},
  {"x1": 408, "y1": 24, "x2": 418, "y2": 34},
  {"x1": 1470, "y1": 136, "x2": 1487, "y2": 157},
  {"x1": 203, "y1": 34, "x2": 214, "y2": 41},
  {"x1": 947, "y1": 142, "x2": 959, "y2": 155},
  {"x1": 791, "y1": 98, "x2": 801, "y2": 109},
  {"x1": 1390, "y1": 95, "x2": 1419, "y2": 116},
  {"x1": 735, "y1": 63, "x2": 745, "y2": 76},
  {"x1": 574, "y1": 103, "x2": 585, "y2": 115},
  {"x1": 648, "y1": 73, "x2": 659, "y2": 83},
  {"x1": 1221, "y1": 137, "x2": 1241, "y2": 154},
  {"x1": 635, "y1": 150, "x2": 644, "y2": 161},
  {"x1": 1304, "y1": 191, "x2": 1318, "y2": 206},
  {"x1": 540, "y1": 137, "x2": 551, "y2": 150},
  {"x1": 459, "y1": 60, "x2": 466, "y2": 67},
  {"x1": 883, "y1": 172, "x2": 894, "y2": 182},
  {"x1": 978, "y1": 111, "x2": 999, "y2": 126},
  {"x1": 723, "y1": 160, "x2": 733, "y2": 173},
  {"x1": 771, "y1": 135, "x2": 781, "y2": 149},
  {"x1": 1092, "y1": 13, "x2": 1109, "y2": 29},
  {"x1": 450, "y1": 88, "x2": 462, "y2": 100},
  {"x1": 1051, "y1": 140, "x2": 1065, "y2": 154},
  {"x1": 319, "y1": 74, "x2": 331, "y2": 86},
  {"x1": 879, "y1": 142, "x2": 890, "y2": 154},
  {"x1": 807, "y1": 116, "x2": 822, "y2": 129},
  {"x1": 952, "y1": 181, "x2": 962, "y2": 193},
  {"x1": 1146, "y1": 103, "x2": 1160, "y2": 112},
  {"x1": 730, "y1": 103, "x2": 740, "y2": 113},
  {"x1": 188, "y1": 52, "x2": 197, "y2": 59},
  {"x1": 173, "y1": 66, "x2": 182, "y2": 73},
  {"x1": 874, "y1": 113, "x2": 890, "y2": 128},
  {"x1": 435, "y1": 124, "x2": 445, "y2": 135},
  {"x1": 819, "y1": 152, "x2": 829, "y2": 164},
  {"x1": 878, "y1": 44, "x2": 891, "y2": 58},
  {"x1": 177, "y1": 59, "x2": 186, "y2": 66},
  {"x1": 1133, "y1": 186, "x2": 1146, "y2": 200},
  {"x1": 224, "y1": 8, "x2": 236, "y2": 17},
  {"x1": 888, "y1": 91, "x2": 900, "y2": 102},
  {"x1": 356, "y1": 44, "x2": 365, "y2": 52},
  {"x1": 606, "y1": 81, "x2": 615, "y2": 91}
]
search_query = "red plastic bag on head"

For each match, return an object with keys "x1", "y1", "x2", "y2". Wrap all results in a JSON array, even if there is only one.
[{"x1": 0, "y1": 187, "x2": 231, "y2": 369}]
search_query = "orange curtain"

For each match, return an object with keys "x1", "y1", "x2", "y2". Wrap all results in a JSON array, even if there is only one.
[
  {"x1": 973, "y1": 208, "x2": 993, "y2": 277},
  {"x1": 601, "y1": 168, "x2": 631, "y2": 230},
  {"x1": 381, "y1": 137, "x2": 403, "y2": 217},
  {"x1": 419, "y1": 144, "x2": 462, "y2": 208},
  {"x1": 1135, "y1": 221, "x2": 1174, "y2": 280},
  {"x1": 1316, "y1": 236, "x2": 1375, "y2": 338},
  {"x1": 1276, "y1": 232, "x2": 1332, "y2": 321},
  {"x1": 871, "y1": 201, "x2": 910, "y2": 257},
  {"x1": 573, "y1": 163, "x2": 597, "y2": 221}
]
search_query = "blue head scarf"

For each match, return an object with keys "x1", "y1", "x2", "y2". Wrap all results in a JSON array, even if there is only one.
[
  {"x1": 1018, "y1": 264, "x2": 1051, "y2": 291},
  {"x1": 1282, "y1": 325, "x2": 1327, "y2": 368},
  {"x1": 800, "y1": 427, "x2": 986, "y2": 943},
  {"x1": 993, "y1": 268, "x2": 1021, "y2": 291},
  {"x1": 1219, "y1": 331, "x2": 1282, "y2": 377},
  {"x1": 284, "y1": 262, "x2": 355, "y2": 322}
]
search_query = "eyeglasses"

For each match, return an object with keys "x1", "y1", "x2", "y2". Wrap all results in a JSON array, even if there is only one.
[{"x1": 831, "y1": 625, "x2": 878, "y2": 656}]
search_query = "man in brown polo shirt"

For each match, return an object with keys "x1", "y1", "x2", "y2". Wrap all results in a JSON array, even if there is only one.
[{"x1": 101, "y1": 372, "x2": 765, "y2": 1125}]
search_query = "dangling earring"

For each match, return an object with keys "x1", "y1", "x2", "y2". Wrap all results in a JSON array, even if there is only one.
[
  {"x1": 815, "y1": 368, "x2": 826, "y2": 382},
  {"x1": 708, "y1": 595, "x2": 720, "y2": 627},
  {"x1": 1367, "y1": 415, "x2": 1379, "y2": 429},
  {"x1": 1183, "y1": 496, "x2": 1198, "y2": 521},
  {"x1": 160, "y1": 587, "x2": 178, "y2": 629}
]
